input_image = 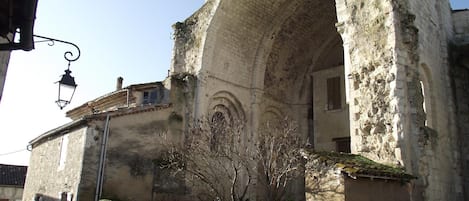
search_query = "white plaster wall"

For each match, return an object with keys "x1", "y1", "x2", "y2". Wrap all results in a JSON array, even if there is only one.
[
  {"x1": 312, "y1": 66, "x2": 349, "y2": 151},
  {"x1": 0, "y1": 186, "x2": 23, "y2": 201}
]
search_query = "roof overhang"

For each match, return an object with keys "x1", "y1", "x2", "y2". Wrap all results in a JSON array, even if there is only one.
[{"x1": 0, "y1": 0, "x2": 38, "y2": 51}]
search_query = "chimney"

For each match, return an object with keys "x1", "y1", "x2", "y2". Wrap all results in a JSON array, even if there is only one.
[{"x1": 116, "y1": 77, "x2": 123, "y2": 90}]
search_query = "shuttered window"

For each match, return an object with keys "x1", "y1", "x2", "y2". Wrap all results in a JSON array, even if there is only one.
[{"x1": 327, "y1": 76, "x2": 341, "y2": 110}]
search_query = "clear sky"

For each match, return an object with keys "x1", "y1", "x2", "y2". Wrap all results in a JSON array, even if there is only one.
[{"x1": 0, "y1": 1, "x2": 468, "y2": 166}]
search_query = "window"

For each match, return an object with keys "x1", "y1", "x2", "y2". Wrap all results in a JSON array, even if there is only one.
[
  {"x1": 327, "y1": 76, "x2": 342, "y2": 110},
  {"x1": 210, "y1": 111, "x2": 227, "y2": 151},
  {"x1": 333, "y1": 137, "x2": 350, "y2": 153},
  {"x1": 143, "y1": 90, "x2": 158, "y2": 105}
]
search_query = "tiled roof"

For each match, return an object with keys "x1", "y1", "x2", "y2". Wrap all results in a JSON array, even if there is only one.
[
  {"x1": 0, "y1": 164, "x2": 27, "y2": 186},
  {"x1": 304, "y1": 151, "x2": 416, "y2": 181}
]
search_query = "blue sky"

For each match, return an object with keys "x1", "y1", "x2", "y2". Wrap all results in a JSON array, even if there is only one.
[
  {"x1": 452, "y1": 0, "x2": 469, "y2": 9},
  {"x1": 0, "y1": 1, "x2": 468, "y2": 165},
  {"x1": 0, "y1": 1, "x2": 204, "y2": 165}
]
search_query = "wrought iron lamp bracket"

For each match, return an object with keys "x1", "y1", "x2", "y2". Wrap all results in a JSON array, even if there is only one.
[{"x1": 32, "y1": 34, "x2": 81, "y2": 68}]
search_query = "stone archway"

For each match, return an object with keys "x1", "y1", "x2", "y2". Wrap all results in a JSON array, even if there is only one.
[
  {"x1": 182, "y1": 0, "x2": 350, "y2": 155},
  {"x1": 170, "y1": 0, "x2": 458, "y2": 200}
]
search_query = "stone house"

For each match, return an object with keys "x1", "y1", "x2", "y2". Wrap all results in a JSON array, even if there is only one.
[
  {"x1": 0, "y1": 164, "x2": 27, "y2": 201},
  {"x1": 22, "y1": 79, "x2": 184, "y2": 201}
]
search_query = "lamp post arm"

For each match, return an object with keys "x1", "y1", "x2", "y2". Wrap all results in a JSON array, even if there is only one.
[{"x1": 33, "y1": 34, "x2": 81, "y2": 64}]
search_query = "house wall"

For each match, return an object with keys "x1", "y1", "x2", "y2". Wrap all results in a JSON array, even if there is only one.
[
  {"x1": 312, "y1": 66, "x2": 349, "y2": 151},
  {"x1": 23, "y1": 127, "x2": 89, "y2": 201},
  {"x1": 344, "y1": 177, "x2": 411, "y2": 201},
  {"x1": 0, "y1": 186, "x2": 23, "y2": 201},
  {"x1": 97, "y1": 107, "x2": 178, "y2": 201}
]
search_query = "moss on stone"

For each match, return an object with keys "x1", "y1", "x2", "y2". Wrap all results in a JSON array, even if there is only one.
[{"x1": 307, "y1": 151, "x2": 416, "y2": 181}]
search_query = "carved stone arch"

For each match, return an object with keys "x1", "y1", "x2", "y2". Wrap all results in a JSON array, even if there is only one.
[
  {"x1": 207, "y1": 91, "x2": 246, "y2": 150},
  {"x1": 208, "y1": 91, "x2": 246, "y2": 122},
  {"x1": 261, "y1": 105, "x2": 284, "y2": 124}
]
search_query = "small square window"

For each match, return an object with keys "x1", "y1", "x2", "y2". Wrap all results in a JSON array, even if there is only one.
[
  {"x1": 333, "y1": 137, "x2": 350, "y2": 153},
  {"x1": 143, "y1": 90, "x2": 158, "y2": 105}
]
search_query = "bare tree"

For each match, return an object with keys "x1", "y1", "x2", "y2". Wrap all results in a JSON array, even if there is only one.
[
  {"x1": 256, "y1": 118, "x2": 304, "y2": 201},
  {"x1": 158, "y1": 117, "x2": 304, "y2": 201}
]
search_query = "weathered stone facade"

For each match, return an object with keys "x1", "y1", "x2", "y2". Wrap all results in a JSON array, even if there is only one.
[
  {"x1": 170, "y1": 0, "x2": 469, "y2": 200},
  {"x1": 23, "y1": 82, "x2": 180, "y2": 201},
  {"x1": 23, "y1": 126, "x2": 89, "y2": 201}
]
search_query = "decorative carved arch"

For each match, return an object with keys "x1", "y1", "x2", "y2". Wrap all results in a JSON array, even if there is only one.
[
  {"x1": 208, "y1": 91, "x2": 246, "y2": 122},
  {"x1": 261, "y1": 105, "x2": 284, "y2": 123}
]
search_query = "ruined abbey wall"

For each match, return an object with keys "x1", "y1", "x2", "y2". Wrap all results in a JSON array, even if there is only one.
[{"x1": 170, "y1": 0, "x2": 466, "y2": 200}]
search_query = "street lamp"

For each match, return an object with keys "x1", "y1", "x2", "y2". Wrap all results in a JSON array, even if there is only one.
[
  {"x1": 56, "y1": 68, "x2": 77, "y2": 109},
  {"x1": 32, "y1": 34, "x2": 81, "y2": 109}
]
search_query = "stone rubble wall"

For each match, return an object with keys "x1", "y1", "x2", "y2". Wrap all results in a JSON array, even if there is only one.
[
  {"x1": 23, "y1": 127, "x2": 89, "y2": 201},
  {"x1": 335, "y1": 0, "x2": 401, "y2": 164},
  {"x1": 305, "y1": 160, "x2": 344, "y2": 201},
  {"x1": 337, "y1": 0, "x2": 463, "y2": 200}
]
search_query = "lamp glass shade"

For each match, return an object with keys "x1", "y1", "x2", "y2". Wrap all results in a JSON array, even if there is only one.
[{"x1": 56, "y1": 69, "x2": 77, "y2": 109}]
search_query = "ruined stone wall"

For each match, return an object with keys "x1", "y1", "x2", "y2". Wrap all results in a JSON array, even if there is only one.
[
  {"x1": 23, "y1": 127, "x2": 89, "y2": 201},
  {"x1": 171, "y1": 0, "x2": 219, "y2": 75},
  {"x1": 402, "y1": 0, "x2": 462, "y2": 200},
  {"x1": 336, "y1": 0, "x2": 463, "y2": 199},
  {"x1": 335, "y1": 0, "x2": 401, "y2": 164},
  {"x1": 173, "y1": 0, "x2": 467, "y2": 200}
]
